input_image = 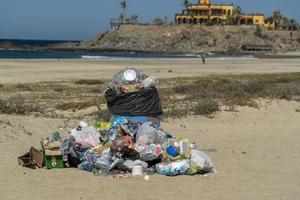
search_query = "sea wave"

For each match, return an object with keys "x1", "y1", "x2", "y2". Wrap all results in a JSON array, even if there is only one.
[
  {"x1": 81, "y1": 55, "x2": 112, "y2": 59},
  {"x1": 81, "y1": 55, "x2": 199, "y2": 61},
  {"x1": 207, "y1": 55, "x2": 257, "y2": 60},
  {"x1": 81, "y1": 54, "x2": 257, "y2": 61}
]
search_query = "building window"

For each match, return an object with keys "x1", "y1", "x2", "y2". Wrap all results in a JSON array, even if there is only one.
[{"x1": 211, "y1": 9, "x2": 223, "y2": 16}]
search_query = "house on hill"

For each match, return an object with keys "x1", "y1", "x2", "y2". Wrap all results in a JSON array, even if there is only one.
[{"x1": 175, "y1": 0, "x2": 275, "y2": 29}]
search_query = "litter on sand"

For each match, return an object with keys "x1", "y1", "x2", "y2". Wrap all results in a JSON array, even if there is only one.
[{"x1": 19, "y1": 68, "x2": 215, "y2": 178}]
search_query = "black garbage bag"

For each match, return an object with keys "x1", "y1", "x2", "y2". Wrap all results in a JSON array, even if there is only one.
[{"x1": 104, "y1": 86, "x2": 163, "y2": 116}]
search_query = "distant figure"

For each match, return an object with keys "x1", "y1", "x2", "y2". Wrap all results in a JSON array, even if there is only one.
[
  {"x1": 290, "y1": 31, "x2": 293, "y2": 38},
  {"x1": 201, "y1": 54, "x2": 206, "y2": 64}
]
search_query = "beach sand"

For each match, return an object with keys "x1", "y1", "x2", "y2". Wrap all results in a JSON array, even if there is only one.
[
  {"x1": 0, "y1": 59, "x2": 300, "y2": 200},
  {"x1": 0, "y1": 58, "x2": 300, "y2": 83}
]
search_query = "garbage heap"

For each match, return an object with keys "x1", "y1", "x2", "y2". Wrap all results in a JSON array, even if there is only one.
[{"x1": 19, "y1": 68, "x2": 214, "y2": 176}]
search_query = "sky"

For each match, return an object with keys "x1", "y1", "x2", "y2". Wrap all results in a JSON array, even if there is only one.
[{"x1": 1, "y1": 0, "x2": 299, "y2": 41}]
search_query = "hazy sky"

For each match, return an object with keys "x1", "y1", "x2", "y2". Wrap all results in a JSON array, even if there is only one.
[{"x1": 1, "y1": 0, "x2": 299, "y2": 40}]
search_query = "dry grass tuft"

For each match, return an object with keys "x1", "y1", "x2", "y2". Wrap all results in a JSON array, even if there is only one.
[
  {"x1": 160, "y1": 73, "x2": 300, "y2": 118},
  {"x1": 193, "y1": 99, "x2": 219, "y2": 115},
  {"x1": 1, "y1": 73, "x2": 300, "y2": 119},
  {"x1": 15, "y1": 83, "x2": 33, "y2": 91},
  {"x1": 75, "y1": 79, "x2": 104, "y2": 85}
]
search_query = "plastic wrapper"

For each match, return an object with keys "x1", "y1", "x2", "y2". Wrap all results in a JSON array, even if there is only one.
[
  {"x1": 120, "y1": 121, "x2": 140, "y2": 137},
  {"x1": 78, "y1": 160, "x2": 94, "y2": 172},
  {"x1": 110, "y1": 136, "x2": 134, "y2": 156},
  {"x1": 95, "y1": 121, "x2": 111, "y2": 131},
  {"x1": 109, "y1": 117, "x2": 128, "y2": 140},
  {"x1": 142, "y1": 76, "x2": 158, "y2": 88},
  {"x1": 94, "y1": 148, "x2": 113, "y2": 170},
  {"x1": 77, "y1": 149, "x2": 102, "y2": 172},
  {"x1": 156, "y1": 160, "x2": 189, "y2": 176},
  {"x1": 111, "y1": 115, "x2": 161, "y2": 129}
]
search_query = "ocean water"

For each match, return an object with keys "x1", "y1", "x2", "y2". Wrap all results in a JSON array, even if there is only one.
[
  {"x1": 0, "y1": 39, "x2": 256, "y2": 60},
  {"x1": 0, "y1": 38, "x2": 80, "y2": 47}
]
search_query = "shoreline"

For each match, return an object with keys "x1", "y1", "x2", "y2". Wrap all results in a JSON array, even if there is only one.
[{"x1": 1, "y1": 48, "x2": 300, "y2": 60}]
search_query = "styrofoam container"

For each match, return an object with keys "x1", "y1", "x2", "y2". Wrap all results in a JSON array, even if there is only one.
[{"x1": 132, "y1": 165, "x2": 143, "y2": 176}]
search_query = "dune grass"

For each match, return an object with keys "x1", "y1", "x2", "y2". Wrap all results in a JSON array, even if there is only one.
[{"x1": 0, "y1": 73, "x2": 299, "y2": 119}]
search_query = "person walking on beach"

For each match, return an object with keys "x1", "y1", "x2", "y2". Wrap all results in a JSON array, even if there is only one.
[{"x1": 201, "y1": 54, "x2": 206, "y2": 64}]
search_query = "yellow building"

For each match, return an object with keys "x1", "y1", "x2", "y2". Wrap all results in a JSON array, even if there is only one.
[
  {"x1": 176, "y1": 0, "x2": 233, "y2": 25},
  {"x1": 175, "y1": 0, "x2": 275, "y2": 29}
]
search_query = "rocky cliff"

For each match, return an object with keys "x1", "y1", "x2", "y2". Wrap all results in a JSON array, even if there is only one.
[{"x1": 78, "y1": 24, "x2": 299, "y2": 54}]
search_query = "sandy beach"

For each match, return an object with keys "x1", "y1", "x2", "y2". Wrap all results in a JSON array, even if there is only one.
[
  {"x1": 0, "y1": 58, "x2": 300, "y2": 83},
  {"x1": 0, "y1": 58, "x2": 300, "y2": 200}
]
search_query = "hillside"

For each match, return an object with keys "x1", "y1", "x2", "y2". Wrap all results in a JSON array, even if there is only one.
[{"x1": 78, "y1": 24, "x2": 299, "y2": 54}]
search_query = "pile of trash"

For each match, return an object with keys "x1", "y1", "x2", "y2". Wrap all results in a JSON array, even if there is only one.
[{"x1": 18, "y1": 68, "x2": 214, "y2": 177}]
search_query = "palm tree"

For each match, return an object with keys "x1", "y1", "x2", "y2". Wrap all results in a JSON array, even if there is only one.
[{"x1": 119, "y1": 0, "x2": 127, "y2": 23}]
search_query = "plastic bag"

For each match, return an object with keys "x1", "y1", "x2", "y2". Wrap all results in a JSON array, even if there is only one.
[
  {"x1": 112, "y1": 68, "x2": 143, "y2": 85},
  {"x1": 156, "y1": 160, "x2": 189, "y2": 176},
  {"x1": 104, "y1": 86, "x2": 163, "y2": 116},
  {"x1": 135, "y1": 144, "x2": 163, "y2": 162},
  {"x1": 136, "y1": 122, "x2": 161, "y2": 145},
  {"x1": 163, "y1": 139, "x2": 191, "y2": 162},
  {"x1": 70, "y1": 122, "x2": 100, "y2": 149},
  {"x1": 188, "y1": 150, "x2": 214, "y2": 174},
  {"x1": 110, "y1": 68, "x2": 144, "y2": 94}
]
